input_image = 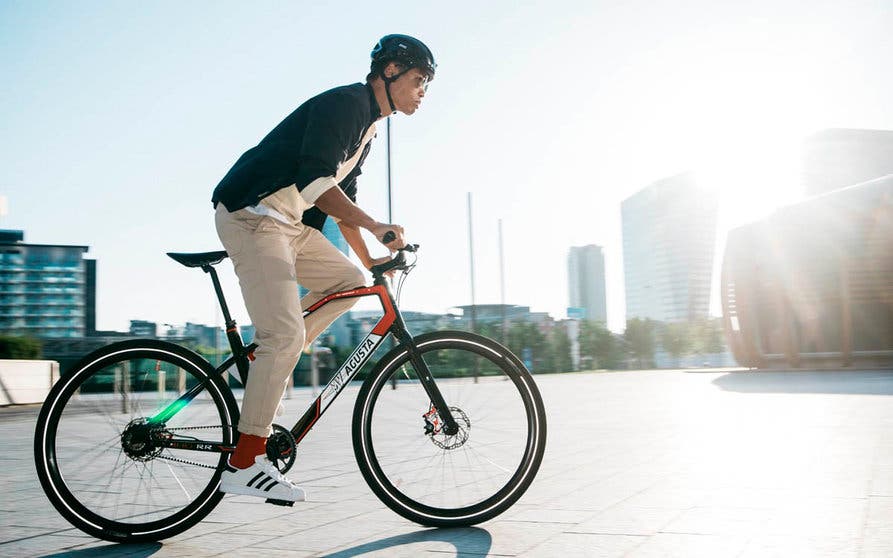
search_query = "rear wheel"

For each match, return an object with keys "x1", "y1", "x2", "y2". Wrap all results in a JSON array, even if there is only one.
[
  {"x1": 34, "y1": 340, "x2": 238, "y2": 542},
  {"x1": 353, "y1": 331, "x2": 547, "y2": 527}
]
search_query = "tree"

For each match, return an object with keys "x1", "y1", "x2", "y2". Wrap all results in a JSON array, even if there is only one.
[
  {"x1": 0, "y1": 335, "x2": 42, "y2": 359},
  {"x1": 547, "y1": 327, "x2": 573, "y2": 373},
  {"x1": 506, "y1": 322, "x2": 547, "y2": 373},
  {"x1": 691, "y1": 318, "x2": 726, "y2": 355},
  {"x1": 191, "y1": 344, "x2": 228, "y2": 367},
  {"x1": 624, "y1": 318, "x2": 656, "y2": 369},
  {"x1": 659, "y1": 322, "x2": 694, "y2": 367},
  {"x1": 578, "y1": 320, "x2": 623, "y2": 370}
]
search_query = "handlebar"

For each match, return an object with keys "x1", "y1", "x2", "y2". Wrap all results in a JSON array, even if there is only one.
[
  {"x1": 370, "y1": 241, "x2": 419, "y2": 278},
  {"x1": 380, "y1": 231, "x2": 418, "y2": 253}
]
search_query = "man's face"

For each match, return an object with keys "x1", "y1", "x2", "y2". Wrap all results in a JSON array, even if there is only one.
[{"x1": 387, "y1": 66, "x2": 430, "y2": 115}]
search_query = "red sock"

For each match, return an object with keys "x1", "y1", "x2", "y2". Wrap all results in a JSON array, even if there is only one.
[{"x1": 230, "y1": 434, "x2": 267, "y2": 469}]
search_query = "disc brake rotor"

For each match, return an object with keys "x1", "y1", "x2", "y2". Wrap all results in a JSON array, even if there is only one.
[{"x1": 423, "y1": 406, "x2": 471, "y2": 450}]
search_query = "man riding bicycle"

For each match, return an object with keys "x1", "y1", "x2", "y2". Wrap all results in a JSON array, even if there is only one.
[{"x1": 210, "y1": 35, "x2": 436, "y2": 503}]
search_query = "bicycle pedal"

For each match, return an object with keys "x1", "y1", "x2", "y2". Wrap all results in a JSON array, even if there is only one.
[{"x1": 265, "y1": 498, "x2": 294, "y2": 507}]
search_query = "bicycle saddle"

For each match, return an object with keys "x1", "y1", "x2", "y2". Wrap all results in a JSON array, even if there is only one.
[{"x1": 166, "y1": 251, "x2": 229, "y2": 268}]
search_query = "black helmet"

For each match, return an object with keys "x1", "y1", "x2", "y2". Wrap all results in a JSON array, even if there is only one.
[{"x1": 371, "y1": 34, "x2": 436, "y2": 81}]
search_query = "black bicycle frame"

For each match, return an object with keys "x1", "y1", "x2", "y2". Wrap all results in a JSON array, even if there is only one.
[{"x1": 148, "y1": 265, "x2": 459, "y2": 455}]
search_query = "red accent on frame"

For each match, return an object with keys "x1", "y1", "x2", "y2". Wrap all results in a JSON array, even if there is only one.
[
  {"x1": 372, "y1": 285, "x2": 397, "y2": 334},
  {"x1": 303, "y1": 285, "x2": 396, "y2": 336},
  {"x1": 296, "y1": 398, "x2": 321, "y2": 444}
]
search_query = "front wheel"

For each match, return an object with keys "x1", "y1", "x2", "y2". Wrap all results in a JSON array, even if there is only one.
[
  {"x1": 352, "y1": 331, "x2": 547, "y2": 527},
  {"x1": 33, "y1": 340, "x2": 239, "y2": 543}
]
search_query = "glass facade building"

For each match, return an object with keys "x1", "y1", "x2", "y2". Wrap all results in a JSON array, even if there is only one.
[
  {"x1": 621, "y1": 173, "x2": 719, "y2": 324},
  {"x1": 567, "y1": 245, "x2": 607, "y2": 323},
  {"x1": 0, "y1": 230, "x2": 92, "y2": 338}
]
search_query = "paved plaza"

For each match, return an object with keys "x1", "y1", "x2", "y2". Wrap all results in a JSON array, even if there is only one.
[{"x1": 2, "y1": 368, "x2": 893, "y2": 557}]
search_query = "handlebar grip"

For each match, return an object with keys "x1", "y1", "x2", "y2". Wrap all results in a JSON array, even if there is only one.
[{"x1": 382, "y1": 231, "x2": 396, "y2": 244}]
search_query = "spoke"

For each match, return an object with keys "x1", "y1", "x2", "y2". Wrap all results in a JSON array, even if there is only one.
[{"x1": 461, "y1": 443, "x2": 485, "y2": 504}]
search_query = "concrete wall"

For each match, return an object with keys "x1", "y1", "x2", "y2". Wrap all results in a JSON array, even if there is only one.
[{"x1": 0, "y1": 360, "x2": 59, "y2": 405}]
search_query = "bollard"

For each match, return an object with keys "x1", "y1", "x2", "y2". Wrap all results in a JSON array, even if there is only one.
[
  {"x1": 118, "y1": 362, "x2": 131, "y2": 414},
  {"x1": 310, "y1": 346, "x2": 319, "y2": 397}
]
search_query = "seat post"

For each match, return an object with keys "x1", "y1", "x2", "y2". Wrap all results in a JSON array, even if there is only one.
[
  {"x1": 203, "y1": 263, "x2": 251, "y2": 384},
  {"x1": 202, "y1": 264, "x2": 235, "y2": 327}
]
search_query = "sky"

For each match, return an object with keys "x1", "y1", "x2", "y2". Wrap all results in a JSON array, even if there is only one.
[{"x1": 2, "y1": 0, "x2": 892, "y2": 333}]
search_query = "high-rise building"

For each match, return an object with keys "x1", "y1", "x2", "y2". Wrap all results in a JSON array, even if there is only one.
[
  {"x1": 567, "y1": 245, "x2": 607, "y2": 323},
  {"x1": 802, "y1": 128, "x2": 893, "y2": 196},
  {"x1": 621, "y1": 172, "x2": 719, "y2": 324},
  {"x1": 0, "y1": 230, "x2": 92, "y2": 338}
]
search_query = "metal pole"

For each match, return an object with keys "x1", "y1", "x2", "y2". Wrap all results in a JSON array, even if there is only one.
[
  {"x1": 387, "y1": 117, "x2": 393, "y2": 223},
  {"x1": 468, "y1": 193, "x2": 479, "y2": 382},
  {"x1": 387, "y1": 117, "x2": 397, "y2": 390},
  {"x1": 467, "y1": 193, "x2": 477, "y2": 333},
  {"x1": 499, "y1": 218, "x2": 507, "y2": 344}
]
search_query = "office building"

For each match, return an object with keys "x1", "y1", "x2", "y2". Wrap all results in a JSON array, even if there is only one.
[
  {"x1": 129, "y1": 320, "x2": 157, "y2": 337},
  {"x1": 183, "y1": 322, "x2": 224, "y2": 349},
  {"x1": 621, "y1": 172, "x2": 719, "y2": 324},
  {"x1": 567, "y1": 245, "x2": 607, "y2": 323},
  {"x1": 0, "y1": 230, "x2": 92, "y2": 338},
  {"x1": 802, "y1": 128, "x2": 893, "y2": 196}
]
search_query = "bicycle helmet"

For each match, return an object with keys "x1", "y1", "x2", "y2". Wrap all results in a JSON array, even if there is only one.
[{"x1": 370, "y1": 34, "x2": 436, "y2": 113}]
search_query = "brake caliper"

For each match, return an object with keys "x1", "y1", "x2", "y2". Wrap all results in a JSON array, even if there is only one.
[{"x1": 422, "y1": 404, "x2": 441, "y2": 436}]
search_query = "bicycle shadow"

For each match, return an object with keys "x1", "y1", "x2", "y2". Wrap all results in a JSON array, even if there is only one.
[
  {"x1": 39, "y1": 542, "x2": 161, "y2": 557},
  {"x1": 320, "y1": 527, "x2": 492, "y2": 557}
]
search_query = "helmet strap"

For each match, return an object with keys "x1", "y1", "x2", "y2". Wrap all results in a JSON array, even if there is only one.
[{"x1": 381, "y1": 66, "x2": 410, "y2": 115}]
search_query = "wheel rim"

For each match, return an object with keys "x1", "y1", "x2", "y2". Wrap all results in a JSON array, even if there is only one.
[
  {"x1": 361, "y1": 338, "x2": 541, "y2": 518},
  {"x1": 40, "y1": 348, "x2": 233, "y2": 536}
]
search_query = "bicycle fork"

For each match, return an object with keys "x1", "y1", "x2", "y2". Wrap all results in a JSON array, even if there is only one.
[{"x1": 391, "y1": 328, "x2": 461, "y2": 437}]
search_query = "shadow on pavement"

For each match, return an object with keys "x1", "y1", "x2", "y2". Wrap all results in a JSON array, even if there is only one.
[
  {"x1": 713, "y1": 369, "x2": 893, "y2": 395},
  {"x1": 40, "y1": 542, "x2": 162, "y2": 557},
  {"x1": 321, "y1": 527, "x2": 492, "y2": 557}
]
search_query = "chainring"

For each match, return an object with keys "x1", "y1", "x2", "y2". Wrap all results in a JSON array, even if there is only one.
[{"x1": 266, "y1": 424, "x2": 297, "y2": 473}]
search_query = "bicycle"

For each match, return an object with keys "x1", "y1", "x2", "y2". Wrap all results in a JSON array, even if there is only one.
[{"x1": 33, "y1": 242, "x2": 547, "y2": 543}]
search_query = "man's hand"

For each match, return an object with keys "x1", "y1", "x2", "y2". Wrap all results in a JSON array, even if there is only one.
[
  {"x1": 371, "y1": 223, "x2": 405, "y2": 251},
  {"x1": 366, "y1": 255, "x2": 397, "y2": 278}
]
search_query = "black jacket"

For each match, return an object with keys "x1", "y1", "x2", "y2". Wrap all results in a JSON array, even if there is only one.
[{"x1": 211, "y1": 83, "x2": 380, "y2": 231}]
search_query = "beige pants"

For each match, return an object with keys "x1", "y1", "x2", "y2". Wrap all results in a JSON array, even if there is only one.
[{"x1": 215, "y1": 204, "x2": 365, "y2": 437}]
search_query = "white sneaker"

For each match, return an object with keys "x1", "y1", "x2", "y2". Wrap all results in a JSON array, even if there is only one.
[{"x1": 220, "y1": 455, "x2": 308, "y2": 502}]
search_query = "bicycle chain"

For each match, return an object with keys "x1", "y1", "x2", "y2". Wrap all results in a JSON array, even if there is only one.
[
  {"x1": 154, "y1": 453, "x2": 218, "y2": 469},
  {"x1": 150, "y1": 425, "x2": 233, "y2": 470}
]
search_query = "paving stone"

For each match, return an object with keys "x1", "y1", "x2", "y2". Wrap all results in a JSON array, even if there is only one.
[
  {"x1": 572, "y1": 505, "x2": 682, "y2": 536},
  {"x1": 2, "y1": 369, "x2": 892, "y2": 556},
  {"x1": 522, "y1": 532, "x2": 645, "y2": 557},
  {"x1": 626, "y1": 532, "x2": 749, "y2": 557}
]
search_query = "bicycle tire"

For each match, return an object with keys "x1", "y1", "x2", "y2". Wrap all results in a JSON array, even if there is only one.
[
  {"x1": 352, "y1": 331, "x2": 547, "y2": 527},
  {"x1": 34, "y1": 340, "x2": 239, "y2": 543}
]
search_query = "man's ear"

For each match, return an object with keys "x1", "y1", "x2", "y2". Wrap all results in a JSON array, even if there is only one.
[{"x1": 383, "y1": 62, "x2": 405, "y2": 79}]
